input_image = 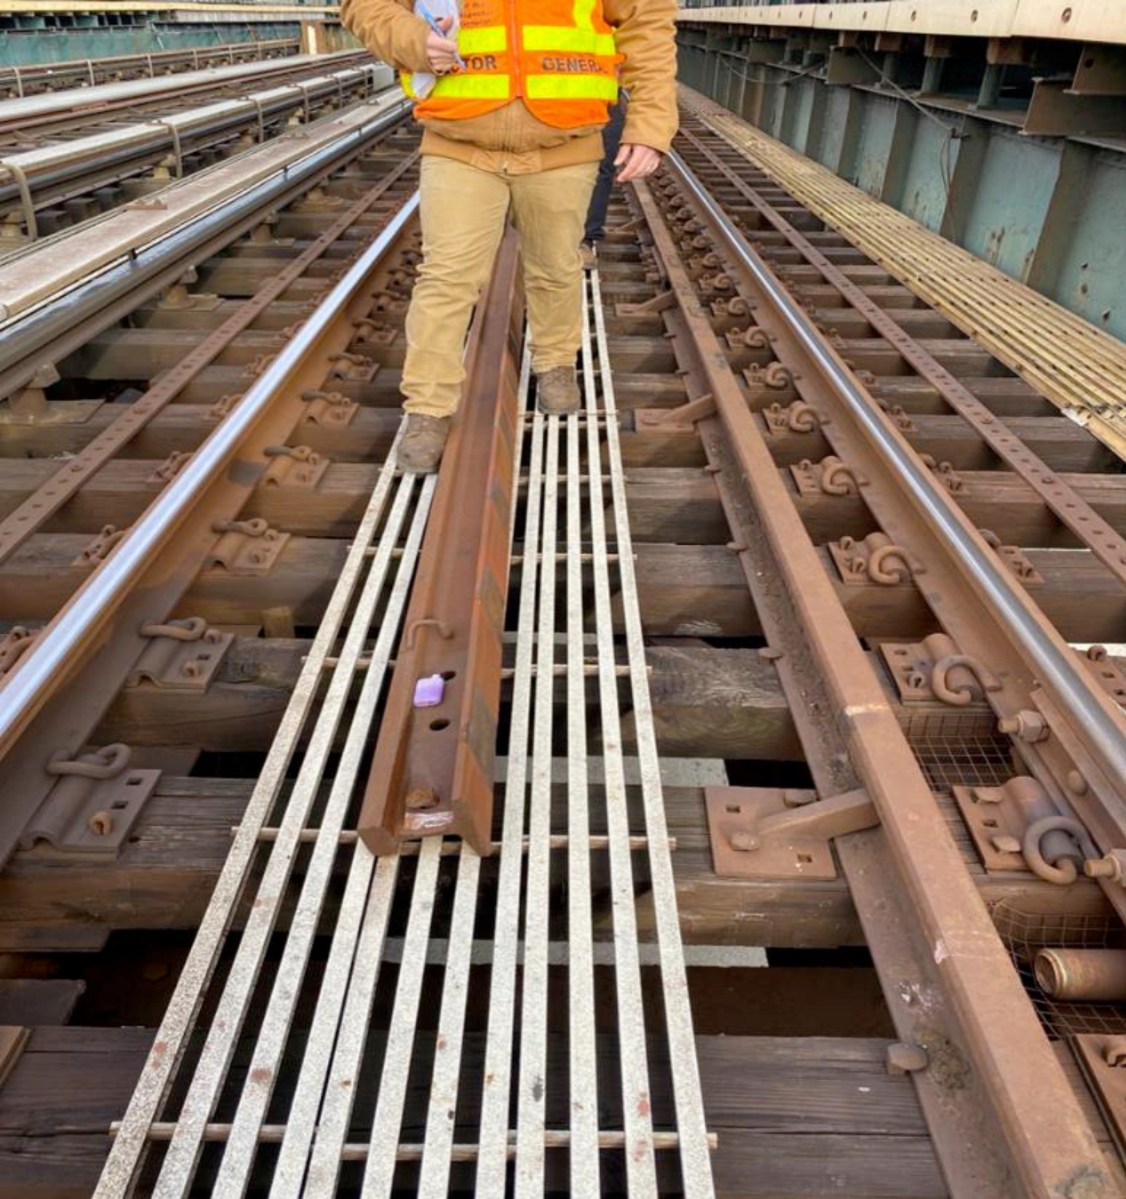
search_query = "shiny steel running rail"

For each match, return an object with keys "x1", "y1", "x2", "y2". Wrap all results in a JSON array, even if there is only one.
[
  {"x1": 0, "y1": 88, "x2": 405, "y2": 390},
  {"x1": 666, "y1": 148, "x2": 1126, "y2": 803},
  {"x1": 0, "y1": 51, "x2": 366, "y2": 131},
  {"x1": 0, "y1": 63, "x2": 386, "y2": 229},
  {"x1": 0, "y1": 38, "x2": 300, "y2": 97},
  {"x1": 0, "y1": 190, "x2": 419, "y2": 761}
]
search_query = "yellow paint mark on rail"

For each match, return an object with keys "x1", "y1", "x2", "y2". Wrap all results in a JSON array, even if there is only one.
[{"x1": 681, "y1": 85, "x2": 1126, "y2": 464}]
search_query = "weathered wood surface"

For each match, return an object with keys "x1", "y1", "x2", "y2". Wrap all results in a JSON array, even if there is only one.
[
  {"x1": 0, "y1": 981, "x2": 84, "y2": 1027},
  {"x1": 0, "y1": 1029, "x2": 951, "y2": 1198},
  {"x1": 5, "y1": 486, "x2": 1123, "y2": 634},
  {"x1": 94, "y1": 641, "x2": 797, "y2": 759},
  {"x1": 0, "y1": 772, "x2": 1111, "y2": 949}
]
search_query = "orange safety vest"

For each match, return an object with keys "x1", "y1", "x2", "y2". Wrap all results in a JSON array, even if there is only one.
[{"x1": 403, "y1": 0, "x2": 620, "y2": 129}]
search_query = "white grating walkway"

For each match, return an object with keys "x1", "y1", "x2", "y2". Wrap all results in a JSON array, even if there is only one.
[{"x1": 93, "y1": 268, "x2": 716, "y2": 1197}]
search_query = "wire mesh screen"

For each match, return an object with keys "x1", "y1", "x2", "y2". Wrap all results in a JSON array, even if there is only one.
[
  {"x1": 911, "y1": 735, "x2": 1016, "y2": 791},
  {"x1": 992, "y1": 899, "x2": 1126, "y2": 1039}
]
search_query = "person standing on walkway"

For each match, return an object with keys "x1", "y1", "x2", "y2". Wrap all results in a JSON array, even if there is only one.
[
  {"x1": 342, "y1": 0, "x2": 678, "y2": 471},
  {"x1": 581, "y1": 89, "x2": 627, "y2": 269}
]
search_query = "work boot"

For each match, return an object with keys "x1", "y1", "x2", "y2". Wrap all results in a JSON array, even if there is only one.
[
  {"x1": 536, "y1": 367, "x2": 581, "y2": 416},
  {"x1": 580, "y1": 242, "x2": 597, "y2": 271},
  {"x1": 399, "y1": 413, "x2": 450, "y2": 473}
]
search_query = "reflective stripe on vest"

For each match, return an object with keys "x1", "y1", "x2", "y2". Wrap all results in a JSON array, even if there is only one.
[
  {"x1": 458, "y1": 26, "x2": 507, "y2": 55},
  {"x1": 522, "y1": 26, "x2": 616, "y2": 55},
  {"x1": 425, "y1": 73, "x2": 511, "y2": 99},
  {"x1": 525, "y1": 73, "x2": 618, "y2": 100},
  {"x1": 409, "y1": 0, "x2": 620, "y2": 126}
]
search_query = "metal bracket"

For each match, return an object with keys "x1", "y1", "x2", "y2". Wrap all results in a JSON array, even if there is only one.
[
  {"x1": 368, "y1": 290, "x2": 408, "y2": 318},
  {"x1": 1072, "y1": 1035, "x2": 1126, "y2": 1164},
  {"x1": 262, "y1": 445, "x2": 330, "y2": 489},
  {"x1": 127, "y1": 617, "x2": 233, "y2": 691},
  {"x1": 880, "y1": 633, "x2": 1001, "y2": 706},
  {"x1": 242, "y1": 355, "x2": 274, "y2": 381},
  {"x1": 724, "y1": 325, "x2": 771, "y2": 351},
  {"x1": 301, "y1": 389, "x2": 358, "y2": 427},
  {"x1": 828, "y1": 533, "x2": 922, "y2": 586},
  {"x1": 206, "y1": 518, "x2": 289, "y2": 576},
  {"x1": 762, "y1": 399, "x2": 822, "y2": 436},
  {"x1": 697, "y1": 271, "x2": 734, "y2": 299},
  {"x1": 1078, "y1": 646, "x2": 1126, "y2": 707},
  {"x1": 743, "y1": 361, "x2": 792, "y2": 391},
  {"x1": 146, "y1": 450, "x2": 192, "y2": 486},
  {"x1": 205, "y1": 393, "x2": 242, "y2": 422},
  {"x1": 326, "y1": 351, "x2": 378, "y2": 383},
  {"x1": 704, "y1": 785, "x2": 877, "y2": 880},
  {"x1": 74, "y1": 523, "x2": 127, "y2": 566},
  {"x1": 351, "y1": 318, "x2": 398, "y2": 347},
  {"x1": 790, "y1": 455, "x2": 862, "y2": 497},
  {"x1": 979, "y1": 529, "x2": 1044, "y2": 586},
  {"x1": 615, "y1": 290, "x2": 676, "y2": 318},
  {"x1": 0, "y1": 625, "x2": 39, "y2": 678},
  {"x1": 876, "y1": 401, "x2": 917, "y2": 433},
  {"x1": 2, "y1": 362, "x2": 59, "y2": 420},
  {"x1": 709, "y1": 295, "x2": 749, "y2": 320},
  {"x1": 633, "y1": 393, "x2": 717, "y2": 431},
  {"x1": 19, "y1": 743, "x2": 160, "y2": 858},
  {"x1": 920, "y1": 453, "x2": 965, "y2": 494},
  {"x1": 952, "y1": 776, "x2": 1080, "y2": 874}
]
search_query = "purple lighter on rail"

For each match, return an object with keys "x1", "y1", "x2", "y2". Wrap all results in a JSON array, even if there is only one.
[{"x1": 412, "y1": 673, "x2": 445, "y2": 708}]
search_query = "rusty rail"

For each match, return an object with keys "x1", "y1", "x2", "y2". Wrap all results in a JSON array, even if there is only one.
[
  {"x1": 0, "y1": 163, "x2": 419, "y2": 863},
  {"x1": 630, "y1": 151, "x2": 1122, "y2": 1195},
  {"x1": 360, "y1": 231, "x2": 524, "y2": 855}
]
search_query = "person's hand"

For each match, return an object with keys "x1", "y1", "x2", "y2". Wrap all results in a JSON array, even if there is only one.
[
  {"x1": 614, "y1": 144, "x2": 661, "y2": 183},
  {"x1": 425, "y1": 16, "x2": 459, "y2": 74}
]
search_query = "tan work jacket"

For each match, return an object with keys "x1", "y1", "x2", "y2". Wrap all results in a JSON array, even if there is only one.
[{"x1": 341, "y1": 0, "x2": 678, "y2": 173}]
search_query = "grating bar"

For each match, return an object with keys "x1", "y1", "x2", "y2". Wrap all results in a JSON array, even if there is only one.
[
  {"x1": 202, "y1": 469, "x2": 430, "y2": 1199},
  {"x1": 582, "y1": 272, "x2": 660, "y2": 1196},
  {"x1": 514, "y1": 408, "x2": 561, "y2": 1196},
  {"x1": 94, "y1": 271, "x2": 715, "y2": 1199},
  {"x1": 567, "y1": 359, "x2": 601, "y2": 1195},
  {"x1": 589, "y1": 267, "x2": 717, "y2": 1198},
  {"x1": 93, "y1": 424, "x2": 422, "y2": 1199},
  {"x1": 477, "y1": 353, "x2": 542, "y2": 1192}
]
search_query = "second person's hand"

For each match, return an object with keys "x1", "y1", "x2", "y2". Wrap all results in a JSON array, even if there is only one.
[{"x1": 614, "y1": 143, "x2": 661, "y2": 183}]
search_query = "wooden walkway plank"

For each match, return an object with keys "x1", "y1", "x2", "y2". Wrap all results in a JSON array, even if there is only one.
[{"x1": 0, "y1": 1030, "x2": 947, "y2": 1199}]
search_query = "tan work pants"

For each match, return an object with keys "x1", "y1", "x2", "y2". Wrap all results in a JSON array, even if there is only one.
[{"x1": 401, "y1": 155, "x2": 598, "y2": 418}]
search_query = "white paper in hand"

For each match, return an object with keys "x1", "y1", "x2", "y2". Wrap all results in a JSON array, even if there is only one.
[{"x1": 409, "y1": 0, "x2": 462, "y2": 101}]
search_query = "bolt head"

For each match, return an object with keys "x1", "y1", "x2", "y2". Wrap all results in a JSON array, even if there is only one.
[
  {"x1": 729, "y1": 831, "x2": 760, "y2": 852},
  {"x1": 886, "y1": 1042, "x2": 928, "y2": 1075}
]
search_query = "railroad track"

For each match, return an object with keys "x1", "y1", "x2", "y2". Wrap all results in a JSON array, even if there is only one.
[
  {"x1": 1, "y1": 83, "x2": 1125, "y2": 1199},
  {"x1": 0, "y1": 52, "x2": 372, "y2": 146},
  {"x1": 0, "y1": 52, "x2": 383, "y2": 247},
  {"x1": 0, "y1": 37, "x2": 301, "y2": 99}
]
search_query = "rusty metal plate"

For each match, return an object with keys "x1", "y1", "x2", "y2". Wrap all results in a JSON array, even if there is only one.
[
  {"x1": 20, "y1": 745, "x2": 160, "y2": 858},
  {"x1": 1072, "y1": 1034, "x2": 1126, "y2": 1165},
  {"x1": 126, "y1": 617, "x2": 233, "y2": 691},
  {"x1": 1080, "y1": 648, "x2": 1126, "y2": 708},
  {"x1": 705, "y1": 785, "x2": 836, "y2": 880},
  {"x1": 952, "y1": 782, "x2": 1029, "y2": 872}
]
